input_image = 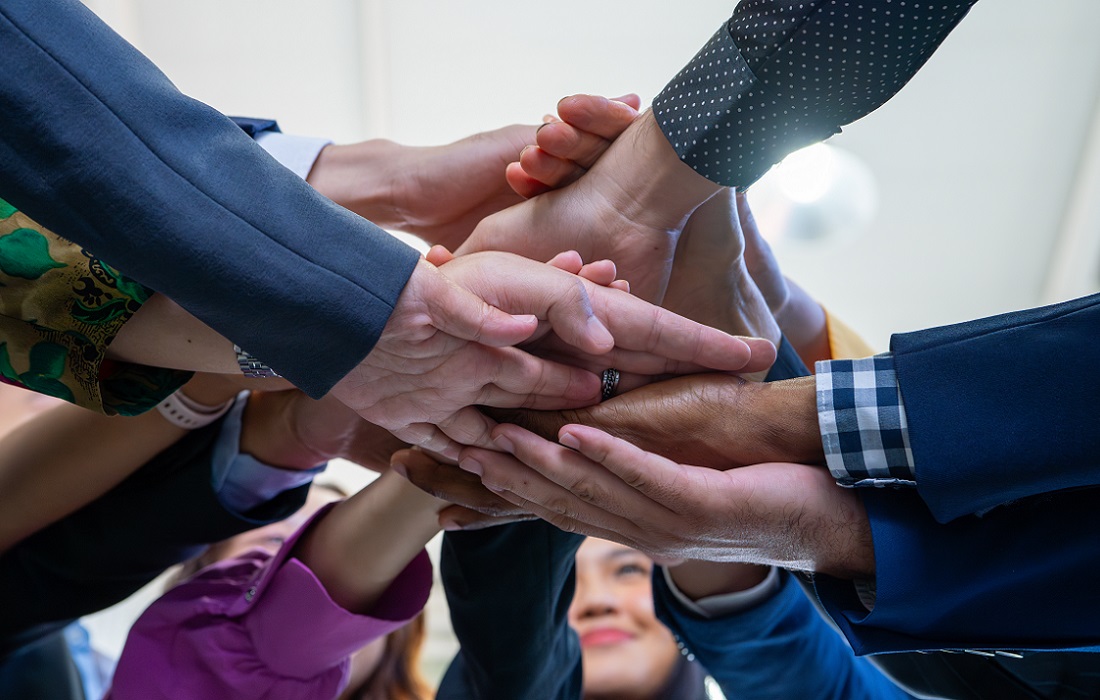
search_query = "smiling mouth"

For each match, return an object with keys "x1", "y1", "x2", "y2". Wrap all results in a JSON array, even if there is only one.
[{"x1": 579, "y1": 628, "x2": 635, "y2": 648}]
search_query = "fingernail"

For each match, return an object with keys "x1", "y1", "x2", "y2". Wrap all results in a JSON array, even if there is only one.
[
  {"x1": 493, "y1": 433, "x2": 515, "y2": 453},
  {"x1": 587, "y1": 317, "x2": 614, "y2": 350},
  {"x1": 559, "y1": 431, "x2": 580, "y2": 450},
  {"x1": 390, "y1": 460, "x2": 407, "y2": 477},
  {"x1": 459, "y1": 457, "x2": 483, "y2": 476},
  {"x1": 441, "y1": 518, "x2": 463, "y2": 531}
]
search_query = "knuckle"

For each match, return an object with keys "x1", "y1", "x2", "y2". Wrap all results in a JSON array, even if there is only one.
[
  {"x1": 543, "y1": 494, "x2": 579, "y2": 521},
  {"x1": 568, "y1": 476, "x2": 608, "y2": 504},
  {"x1": 555, "y1": 517, "x2": 579, "y2": 534}
]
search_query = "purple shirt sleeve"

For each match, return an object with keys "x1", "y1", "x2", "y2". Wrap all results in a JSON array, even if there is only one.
[{"x1": 107, "y1": 504, "x2": 432, "y2": 700}]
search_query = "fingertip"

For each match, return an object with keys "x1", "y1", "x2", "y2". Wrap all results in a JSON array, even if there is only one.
[
  {"x1": 585, "y1": 316, "x2": 616, "y2": 354},
  {"x1": 390, "y1": 459, "x2": 408, "y2": 478},
  {"x1": 742, "y1": 337, "x2": 778, "y2": 373},
  {"x1": 505, "y1": 162, "x2": 551, "y2": 199},
  {"x1": 559, "y1": 430, "x2": 580, "y2": 450},
  {"x1": 610, "y1": 93, "x2": 643, "y2": 113},
  {"x1": 425, "y1": 244, "x2": 454, "y2": 266},
  {"x1": 458, "y1": 456, "x2": 483, "y2": 477},
  {"x1": 479, "y1": 311, "x2": 539, "y2": 346}
]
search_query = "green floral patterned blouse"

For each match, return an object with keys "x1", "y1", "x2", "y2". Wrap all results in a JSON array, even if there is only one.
[{"x1": 0, "y1": 197, "x2": 191, "y2": 415}]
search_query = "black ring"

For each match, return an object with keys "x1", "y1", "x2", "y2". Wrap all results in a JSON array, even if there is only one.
[{"x1": 601, "y1": 368, "x2": 621, "y2": 401}]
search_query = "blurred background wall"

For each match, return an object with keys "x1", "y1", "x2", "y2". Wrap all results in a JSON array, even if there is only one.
[
  {"x1": 77, "y1": 0, "x2": 1100, "y2": 683},
  {"x1": 82, "y1": 0, "x2": 1100, "y2": 348}
]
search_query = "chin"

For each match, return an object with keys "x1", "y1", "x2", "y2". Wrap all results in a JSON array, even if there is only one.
[{"x1": 582, "y1": 653, "x2": 659, "y2": 700}]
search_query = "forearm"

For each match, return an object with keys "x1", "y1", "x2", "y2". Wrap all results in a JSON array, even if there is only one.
[
  {"x1": 655, "y1": 570, "x2": 915, "y2": 699},
  {"x1": 667, "y1": 560, "x2": 771, "y2": 600},
  {"x1": 816, "y1": 487, "x2": 1100, "y2": 653},
  {"x1": 0, "y1": 374, "x2": 239, "y2": 552},
  {"x1": 0, "y1": 0, "x2": 418, "y2": 397},
  {"x1": 106, "y1": 293, "x2": 237, "y2": 373},
  {"x1": 891, "y1": 293, "x2": 1100, "y2": 521},
  {"x1": 614, "y1": 110, "x2": 722, "y2": 230},
  {"x1": 0, "y1": 206, "x2": 192, "y2": 415},
  {"x1": 653, "y1": 0, "x2": 977, "y2": 188},
  {"x1": 746, "y1": 375, "x2": 825, "y2": 465},
  {"x1": 437, "y1": 521, "x2": 583, "y2": 700},
  {"x1": 293, "y1": 470, "x2": 444, "y2": 614},
  {"x1": 306, "y1": 140, "x2": 401, "y2": 225}
]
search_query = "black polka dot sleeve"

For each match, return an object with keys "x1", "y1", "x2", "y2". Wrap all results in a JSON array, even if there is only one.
[{"x1": 653, "y1": 0, "x2": 978, "y2": 189}]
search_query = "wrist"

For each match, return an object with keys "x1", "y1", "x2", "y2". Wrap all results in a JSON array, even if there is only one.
[
  {"x1": 586, "y1": 110, "x2": 721, "y2": 232},
  {"x1": 668, "y1": 561, "x2": 771, "y2": 600},
  {"x1": 758, "y1": 376, "x2": 826, "y2": 464},
  {"x1": 306, "y1": 140, "x2": 401, "y2": 224},
  {"x1": 239, "y1": 391, "x2": 329, "y2": 470}
]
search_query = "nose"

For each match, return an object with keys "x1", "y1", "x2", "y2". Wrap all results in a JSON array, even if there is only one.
[{"x1": 569, "y1": 572, "x2": 620, "y2": 623}]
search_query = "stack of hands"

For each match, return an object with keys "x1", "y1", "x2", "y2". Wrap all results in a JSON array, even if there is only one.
[
  {"x1": 98, "y1": 93, "x2": 875, "y2": 585},
  {"x1": 316, "y1": 94, "x2": 873, "y2": 582}
]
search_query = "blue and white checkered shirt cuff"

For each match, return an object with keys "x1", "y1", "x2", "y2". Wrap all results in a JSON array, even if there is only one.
[{"x1": 816, "y1": 353, "x2": 917, "y2": 487}]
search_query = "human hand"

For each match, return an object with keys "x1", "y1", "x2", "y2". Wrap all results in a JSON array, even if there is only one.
[
  {"x1": 505, "y1": 97, "x2": 780, "y2": 353},
  {"x1": 663, "y1": 189, "x2": 780, "y2": 350},
  {"x1": 306, "y1": 124, "x2": 536, "y2": 251},
  {"x1": 506, "y1": 94, "x2": 641, "y2": 198},
  {"x1": 332, "y1": 254, "x2": 774, "y2": 458},
  {"x1": 486, "y1": 373, "x2": 822, "y2": 471},
  {"x1": 459, "y1": 110, "x2": 722, "y2": 303},
  {"x1": 459, "y1": 424, "x2": 874, "y2": 578},
  {"x1": 241, "y1": 390, "x2": 407, "y2": 471},
  {"x1": 390, "y1": 447, "x2": 535, "y2": 531},
  {"x1": 737, "y1": 193, "x2": 790, "y2": 318},
  {"x1": 738, "y1": 193, "x2": 832, "y2": 365},
  {"x1": 433, "y1": 245, "x2": 630, "y2": 294}
]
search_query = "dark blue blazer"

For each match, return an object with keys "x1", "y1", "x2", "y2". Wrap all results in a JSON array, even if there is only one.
[
  {"x1": 892, "y1": 293, "x2": 1100, "y2": 522},
  {"x1": 0, "y1": 0, "x2": 419, "y2": 397},
  {"x1": 813, "y1": 294, "x2": 1100, "y2": 655},
  {"x1": 816, "y1": 486, "x2": 1100, "y2": 655}
]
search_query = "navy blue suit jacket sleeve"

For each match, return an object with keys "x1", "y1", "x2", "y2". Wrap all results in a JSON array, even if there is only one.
[
  {"x1": 814, "y1": 487, "x2": 1100, "y2": 653},
  {"x1": 0, "y1": 0, "x2": 419, "y2": 397},
  {"x1": 890, "y1": 293, "x2": 1100, "y2": 522}
]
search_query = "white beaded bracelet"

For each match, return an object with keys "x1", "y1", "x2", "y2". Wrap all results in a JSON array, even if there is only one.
[{"x1": 155, "y1": 390, "x2": 235, "y2": 429}]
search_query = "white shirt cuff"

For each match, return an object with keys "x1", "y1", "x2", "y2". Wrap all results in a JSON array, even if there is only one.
[
  {"x1": 254, "y1": 131, "x2": 333, "y2": 180},
  {"x1": 661, "y1": 565, "x2": 782, "y2": 617}
]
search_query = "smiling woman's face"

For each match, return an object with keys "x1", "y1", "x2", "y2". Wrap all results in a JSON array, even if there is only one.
[{"x1": 568, "y1": 537, "x2": 681, "y2": 700}]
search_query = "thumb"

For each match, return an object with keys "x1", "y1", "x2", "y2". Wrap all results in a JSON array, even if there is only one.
[{"x1": 408, "y1": 258, "x2": 538, "y2": 346}]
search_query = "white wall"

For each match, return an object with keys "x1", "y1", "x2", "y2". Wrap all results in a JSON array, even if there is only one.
[{"x1": 84, "y1": 0, "x2": 1100, "y2": 350}]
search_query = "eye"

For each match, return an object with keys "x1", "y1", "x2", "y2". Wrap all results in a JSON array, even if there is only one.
[{"x1": 614, "y1": 561, "x2": 650, "y2": 578}]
